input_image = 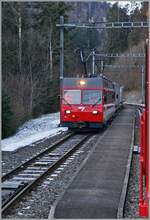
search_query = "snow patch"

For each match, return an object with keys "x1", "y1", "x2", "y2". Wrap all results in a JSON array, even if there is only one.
[
  {"x1": 124, "y1": 90, "x2": 142, "y2": 104},
  {"x1": 2, "y1": 112, "x2": 68, "y2": 152}
]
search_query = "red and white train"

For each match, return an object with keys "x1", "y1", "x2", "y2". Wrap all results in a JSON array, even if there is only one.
[{"x1": 60, "y1": 76, "x2": 123, "y2": 129}]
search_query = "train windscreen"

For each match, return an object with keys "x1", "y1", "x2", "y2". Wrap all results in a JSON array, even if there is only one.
[
  {"x1": 63, "y1": 89, "x2": 102, "y2": 105},
  {"x1": 63, "y1": 90, "x2": 81, "y2": 104},
  {"x1": 82, "y1": 90, "x2": 102, "y2": 104}
]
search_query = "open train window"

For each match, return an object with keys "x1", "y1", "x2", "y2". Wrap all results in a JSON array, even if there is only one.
[{"x1": 63, "y1": 90, "x2": 81, "y2": 104}]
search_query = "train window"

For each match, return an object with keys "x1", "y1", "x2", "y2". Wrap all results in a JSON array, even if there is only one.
[
  {"x1": 82, "y1": 90, "x2": 102, "y2": 104},
  {"x1": 110, "y1": 83, "x2": 114, "y2": 90},
  {"x1": 107, "y1": 92, "x2": 115, "y2": 103},
  {"x1": 63, "y1": 90, "x2": 81, "y2": 104},
  {"x1": 103, "y1": 79, "x2": 114, "y2": 90},
  {"x1": 103, "y1": 79, "x2": 108, "y2": 88},
  {"x1": 104, "y1": 91, "x2": 115, "y2": 104},
  {"x1": 104, "y1": 95, "x2": 107, "y2": 103}
]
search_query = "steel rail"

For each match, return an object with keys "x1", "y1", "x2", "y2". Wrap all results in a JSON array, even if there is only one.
[
  {"x1": 2, "y1": 132, "x2": 74, "y2": 182},
  {"x1": 2, "y1": 134, "x2": 92, "y2": 214}
]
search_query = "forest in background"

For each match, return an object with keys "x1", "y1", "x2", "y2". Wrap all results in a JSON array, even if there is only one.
[{"x1": 2, "y1": 1, "x2": 148, "y2": 138}]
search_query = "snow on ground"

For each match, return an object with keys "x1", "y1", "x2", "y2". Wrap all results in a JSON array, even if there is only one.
[
  {"x1": 110, "y1": 1, "x2": 142, "y2": 14},
  {"x1": 124, "y1": 90, "x2": 142, "y2": 104},
  {"x1": 2, "y1": 112, "x2": 68, "y2": 152}
]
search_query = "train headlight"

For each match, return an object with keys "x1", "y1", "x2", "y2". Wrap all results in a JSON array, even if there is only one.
[
  {"x1": 92, "y1": 110, "x2": 98, "y2": 114},
  {"x1": 79, "y1": 80, "x2": 86, "y2": 86},
  {"x1": 65, "y1": 110, "x2": 71, "y2": 114}
]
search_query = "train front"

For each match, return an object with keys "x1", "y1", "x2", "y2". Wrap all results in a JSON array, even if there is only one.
[{"x1": 60, "y1": 77, "x2": 103, "y2": 129}]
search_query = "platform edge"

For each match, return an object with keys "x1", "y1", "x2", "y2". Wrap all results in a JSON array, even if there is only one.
[
  {"x1": 48, "y1": 129, "x2": 109, "y2": 219},
  {"x1": 117, "y1": 112, "x2": 136, "y2": 218}
]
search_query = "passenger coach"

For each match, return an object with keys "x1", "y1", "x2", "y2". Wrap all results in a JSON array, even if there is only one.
[{"x1": 60, "y1": 76, "x2": 123, "y2": 129}]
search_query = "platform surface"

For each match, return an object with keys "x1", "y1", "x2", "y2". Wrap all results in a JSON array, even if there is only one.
[{"x1": 51, "y1": 106, "x2": 135, "y2": 218}]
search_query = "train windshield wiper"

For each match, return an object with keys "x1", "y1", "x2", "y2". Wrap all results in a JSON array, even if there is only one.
[
  {"x1": 92, "y1": 98, "x2": 101, "y2": 107},
  {"x1": 61, "y1": 97, "x2": 72, "y2": 106}
]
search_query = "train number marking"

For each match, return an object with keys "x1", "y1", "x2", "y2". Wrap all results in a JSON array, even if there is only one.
[{"x1": 78, "y1": 107, "x2": 85, "y2": 111}]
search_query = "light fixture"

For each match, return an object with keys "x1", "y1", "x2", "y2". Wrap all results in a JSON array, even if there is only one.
[
  {"x1": 65, "y1": 110, "x2": 71, "y2": 114},
  {"x1": 92, "y1": 110, "x2": 98, "y2": 114},
  {"x1": 79, "y1": 80, "x2": 86, "y2": 85}
]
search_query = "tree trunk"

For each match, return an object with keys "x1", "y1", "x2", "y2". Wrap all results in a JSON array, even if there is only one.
[
  {"x1": 49, "y1": 19, "x2": 53, "y2": 80},
  {"x1": 18, "y1": 3, "x2": 22, "y2": 75},
  {"x1": 29, "y1": 60, "x2": 33, "y2": 116}
]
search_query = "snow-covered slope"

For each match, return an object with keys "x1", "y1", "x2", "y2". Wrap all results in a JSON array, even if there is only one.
[
  {"x1": 110, "y1": 1, "x2": 142, "y2": 14},
  {"x1": 124, "y1": 90, "x2": 142, "y2": 104},
  {"x1": 2, "y1": 112, "x2": 68, "y2": 152}
]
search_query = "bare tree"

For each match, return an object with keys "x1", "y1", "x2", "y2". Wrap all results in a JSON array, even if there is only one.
[
  {"x1": 49, "y1": 18, "x2": 53, "y2": 80},
  {"x1": 9, "y1": 2, "x2": 22, "y2": 74}
]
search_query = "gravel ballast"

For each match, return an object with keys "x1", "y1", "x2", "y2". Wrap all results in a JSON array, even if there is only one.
[
  {"x1": 124, "y1": 108, "x2": 141, "y2": 218},
  {"x1": 2, "y1": 133, "x2": 100, "y2": 218},
  {"x1": 2, "y1": 131, "x2": 68, "y2": 174},
  {"x1": 124, "y1": 154, "x2": 140, "y2": 218}
]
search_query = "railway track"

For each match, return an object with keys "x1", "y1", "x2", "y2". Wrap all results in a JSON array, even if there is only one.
[{"x1": 2, "y1": 132, "x2": 92, "y2": 215}]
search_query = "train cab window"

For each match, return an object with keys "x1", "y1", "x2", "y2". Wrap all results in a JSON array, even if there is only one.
[
  {"x1": 63, "y1": 90, "x2": 81, "y2": 104},
  {"x1": 82, "y1": 90, "x2": 102, "y2": 104}
]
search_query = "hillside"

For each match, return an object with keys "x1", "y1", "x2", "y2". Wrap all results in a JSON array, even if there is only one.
[{"x1": 103, "y1": 41, "x2": 145, "y2": 91}]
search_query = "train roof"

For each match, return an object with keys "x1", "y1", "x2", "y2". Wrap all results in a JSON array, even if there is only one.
[
  {"x1": 62, "y1": 76, "x2": 122, "y2": 88},
  {"x1": 62, "y1": 77, "x2": 103, "y2": 87}
]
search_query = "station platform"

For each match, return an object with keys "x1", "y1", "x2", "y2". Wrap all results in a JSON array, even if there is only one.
[{"x1": 50, "y1": 106, "x2": 135, "y2": 218}]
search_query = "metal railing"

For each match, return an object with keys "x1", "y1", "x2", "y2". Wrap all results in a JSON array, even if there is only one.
[{"x1": 139, "y1": 39, "x2": 149, "y2": 218}]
